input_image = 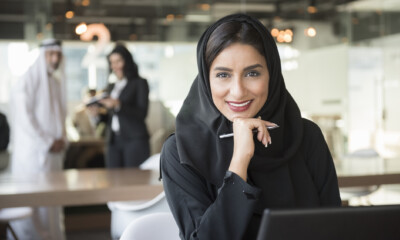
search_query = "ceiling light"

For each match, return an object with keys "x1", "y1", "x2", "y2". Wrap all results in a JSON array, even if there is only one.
[
  {"x1": 277, "y1": 33, "x2": 285, "y2": 43},
  {"x1": 166, "y1": 14, "x2": 174, "y2": 21},
  {"x1": 65, "y1": 11, "x2": 75, "y2": 19},
  {"x1": 307, "y1": 6, "x2": 317, "y2": 14},
  {"x1": 82, "y1": 0, "x2": 90, "y2": 7},
  {"x1": 75, "y1": 23, "x2": 88, "y2": 35},
  {"x1": 271, "y1": 28, "x2": 279, "y2": 37},
  {"x1": 304, "y1": 27, "x2": 317, "y2": 37},
  {"x1": 199, "y1": 4, "x2": 210, "y2": 11},
  {"x1": 283, "y1": 34, "x2": 292, "y2": 43},
  {"x1": 285, "y1": 29, "x2": 293, "y2": 36},
  {"x1": 271, "y1": 28, "x2": 294, "y2": 44},
  {"x1": 307, "y1": 0, "x2": 317, "y2": 14}
]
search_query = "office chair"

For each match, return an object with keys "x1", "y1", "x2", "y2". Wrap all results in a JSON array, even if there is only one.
[
  {"x1": 119, "y1": 212, "x2": 180, "y2": 240},
  {"x1": 107, "y1": 154, "x2": 170, "y2": 239},
  {"x1": 0, "y1": 207, "x2": 32, "y2": 240},
  {"x1": 340, "y1": 148, "x2": 382, "y2": 205}
]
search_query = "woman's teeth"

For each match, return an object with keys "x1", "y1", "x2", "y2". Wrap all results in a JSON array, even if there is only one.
[{"x1": 229, "y1": 101, "x2": 251, "y2": 107}]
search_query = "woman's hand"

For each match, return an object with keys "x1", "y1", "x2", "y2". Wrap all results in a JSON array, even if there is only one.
[
  {"x1": 99, "y1": 98, "x2": 120, "y2": 109},
  {"x1": 86, "y1": 105, "x2": 100, "y2": 116},
  {"x1": 228, "y1": 117, "x2": 277, "y2": 181}
]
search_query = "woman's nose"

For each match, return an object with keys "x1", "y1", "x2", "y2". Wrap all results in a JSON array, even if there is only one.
[{"x1": 230, "y1": 77, "x2": 246, "y2": 99}]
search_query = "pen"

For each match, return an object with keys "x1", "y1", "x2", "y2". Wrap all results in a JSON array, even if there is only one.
[{"x1": 219, "y1": 125, "x2": 279, "y2": 139}]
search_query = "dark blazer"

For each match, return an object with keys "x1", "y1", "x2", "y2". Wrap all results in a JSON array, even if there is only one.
[
  {"x1": 105, "y1": 78, "x2": 150, "y2": 142},
  {"x1": 0, "y1": 112, "x2": 10, "y2": 151}
]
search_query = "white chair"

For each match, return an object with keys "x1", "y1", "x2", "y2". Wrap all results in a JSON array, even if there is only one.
[
  {"x1": 0, "y1": 207, "x2": 32, "y2": 240},
  {"x1": 107, "y1": 154, "x2": 171, "y2": 239},
  {"x1": 340, "y1": 148, "x2": 382, "y2": 205},
  {"x1": 107, "y1": 191, "x2": 170, "y2": 239},
  {"x1": 119, "y1": 212, "x2": 180, "y2": 240}
]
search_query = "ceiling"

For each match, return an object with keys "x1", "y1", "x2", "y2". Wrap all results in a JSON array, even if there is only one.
[{"x1": 0, "y1": 0, "x2": 399, "y2": 42}]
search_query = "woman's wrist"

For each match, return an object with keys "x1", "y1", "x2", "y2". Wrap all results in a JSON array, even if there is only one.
[
  {"x1": 113, "y1": 99, "x2": 121, "y2": 111},
  {"x1": 228, "y1": 155, "x2": 250, "y2": 181}
]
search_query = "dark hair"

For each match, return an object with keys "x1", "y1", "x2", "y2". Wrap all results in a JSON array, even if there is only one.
[
  {"x1": 108, "y1": 43, "x2": 140, "y2": 80},
  {"x1": 205, "y1": 21, "x2": 264, "y2": 70}
]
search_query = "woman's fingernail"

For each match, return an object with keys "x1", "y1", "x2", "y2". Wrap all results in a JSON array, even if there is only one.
[
  {"x1": 265, "y1": 142, "x2": 268, "y2": 148},
  {"x1": 268, "y1": 137, "x2": 272, "y2": 145}
]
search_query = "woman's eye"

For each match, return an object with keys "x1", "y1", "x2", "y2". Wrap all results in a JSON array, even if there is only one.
[
  {"x1": 216, "y1": 72, "x2": 229, "y2": 78},
  {"x1": 246, "y1": 71, "x2": 260, "y2": 77}
]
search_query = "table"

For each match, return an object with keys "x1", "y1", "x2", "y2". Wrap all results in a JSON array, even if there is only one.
[
  {"x1": 338, "y1": 173, "x2": 400, "y2": 188},
  {"x1": 0, "y1": 168, "x2": 163, "y2": 208},
  {"x1": 336, "y1": 157, "x2": 400, "y2": 188},
  {"x1": 1, "y1": 158, "x2": 400, "y2": 208}
]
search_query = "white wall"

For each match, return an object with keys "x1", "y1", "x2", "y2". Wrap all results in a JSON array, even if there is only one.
[
  {"x1": 347, "y1": 47, "x2": 383, "y2": 152},
  {"x1": 283, "y1": 44, "x2": 348, "y2": 116},
  {"x1": 370, "y1": 34, "x2": 400, "y2": 156}
]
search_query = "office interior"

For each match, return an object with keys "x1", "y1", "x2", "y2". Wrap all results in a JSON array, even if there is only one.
[{"x1": 0, "y1": 0, "x2": 400, "y2": 238}]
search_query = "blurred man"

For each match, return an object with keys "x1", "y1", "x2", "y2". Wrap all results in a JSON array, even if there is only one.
[
  {"x1": 0, "y1": 112, "x2": 9, "y2": 152},
  {"x1": 0, "y1": 111, "x2": 10, "y2": 171},
  {"x1": 11, "y1": 39, "x2": 66, "y2": 240}
]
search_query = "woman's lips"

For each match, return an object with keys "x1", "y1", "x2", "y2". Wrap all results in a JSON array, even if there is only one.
[{"x1": 226, "y1": 100, "x2": 253, "y2": 112}]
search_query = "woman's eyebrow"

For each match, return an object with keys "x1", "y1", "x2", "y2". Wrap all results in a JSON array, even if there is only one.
[
  {"x1": 213, "y1": 66, "x2": 232, "y2": 72},
  {"x1": 213, "y1": 64, "x2": 263, "y2": 72},
  {"x1": 244, "y1": 64, "x2": 263, "y2": 71}
]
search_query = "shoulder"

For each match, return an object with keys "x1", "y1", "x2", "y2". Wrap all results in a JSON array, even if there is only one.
[
  {"x1": 302, "y1": 118, "x2": 325, "y2": 143},
  {"x1": 160, "y1": 134, "x2": 183, "y2": 178},
  {"x1": 128, "y1": 77, "x2": 149, "y2": 89},
  {"x1": 0, "y1": 113, "x2": 6, "y2": 126},
  {"x1": 17, "y1": 68, "x2": 36, "y2": 90},
  {"x1": 128, "y1": 77, "x2": 147, "y2": 84},
  {"x1": 160, "y1": 134, "x2": 208, "y2": 187},
  {"x1": 136, "y1": 78, "x2": 149, "y2": 87},
  {"x1": 301, "y1": 118, "x2": 330, "y2": 158},
  {"x1": 161, "y1": 134, "x2": 179, "y2": 165},
  {"x1": 301, "y1": 118, "x2": 333, "y2": 170}
]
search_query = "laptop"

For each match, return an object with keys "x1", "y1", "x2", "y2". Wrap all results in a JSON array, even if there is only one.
[{"x1": 257, "y1": 205, "x2": 400, "y2": 240}]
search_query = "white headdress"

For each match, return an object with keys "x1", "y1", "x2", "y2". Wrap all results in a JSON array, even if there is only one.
[{"x1": 12, "y1": 39, "x2": 67, "y2": 163}]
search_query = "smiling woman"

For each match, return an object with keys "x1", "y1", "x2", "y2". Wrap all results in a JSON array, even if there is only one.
[
  {"x1": 209, "y1": 43, "x2": 270, "y2": 122},
  {"x1": 160, "y1": 13, "x2": 341, "y2": 240}
]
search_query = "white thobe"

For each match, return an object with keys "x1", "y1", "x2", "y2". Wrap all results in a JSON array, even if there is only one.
[{"x1": 10, "y1": 49, "x2": 66, "y2": 240}]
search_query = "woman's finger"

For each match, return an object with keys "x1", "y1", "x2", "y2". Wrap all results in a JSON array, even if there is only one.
[{"x1": 251, "y1": 118, "x2": 268, "y2": 147}]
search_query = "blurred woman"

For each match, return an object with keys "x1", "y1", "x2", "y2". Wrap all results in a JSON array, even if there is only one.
[{"x1": 100, "y1": 44, "x2": 150, "y2": 168}]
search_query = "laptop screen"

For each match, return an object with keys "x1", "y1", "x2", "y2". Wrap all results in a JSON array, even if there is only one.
[{"x1": 257, "y1": 205, "x2": 400, "y2": 240}]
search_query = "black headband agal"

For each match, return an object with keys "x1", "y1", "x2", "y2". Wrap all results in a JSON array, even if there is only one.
[{"x1": 39, "y1": 40, "x2": 62, "y2": 48}]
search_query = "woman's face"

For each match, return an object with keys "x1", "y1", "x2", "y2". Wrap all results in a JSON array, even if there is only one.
[
  {"x1": 209, "y1": 43, "x2": 269, "y2": 121},
  {"x1": 109, "y1": 53, "x2": 125, "y2": 80}
]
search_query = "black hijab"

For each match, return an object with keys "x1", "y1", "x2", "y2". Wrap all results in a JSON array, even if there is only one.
[{"x1": 175, "y1": 14, "x2": 304, "y2": 191}]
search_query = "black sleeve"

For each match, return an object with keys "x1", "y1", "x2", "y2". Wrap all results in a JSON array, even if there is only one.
[
  {"x1": 117, "y1": 79, "x2": 149, "y2": 121},
  {"x1": 0, "y1": 113, "x2": 10, "y2": 151},
  {"x1": 161, "y1": 135, "x2": 261, "y2": 240},
  {"x1": 303, "y1": 119, "x2": 341, "y2": 206}
]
